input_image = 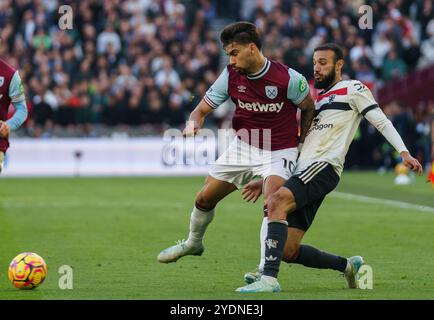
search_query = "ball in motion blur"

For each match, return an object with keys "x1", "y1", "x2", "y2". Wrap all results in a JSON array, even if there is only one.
[
  {"x1": 394, "y1": 163, "x2": 409, "y2": 175},
  {"x1": 8, "y1": 252, "x2": 47, "y2": 289},
  {"x1": 394, "y1": 163, "x2": 410, "y2": 185}
]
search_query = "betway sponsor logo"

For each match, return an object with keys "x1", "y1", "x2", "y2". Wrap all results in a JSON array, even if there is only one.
[{"x1": 238, "y1": 99, "x2": 284, "y2": 113}]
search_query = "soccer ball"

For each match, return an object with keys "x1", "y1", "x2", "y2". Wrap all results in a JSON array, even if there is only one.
[
  {"x1": 8, "y1": 252, "x2": 47, "y2": 289},
  {"x1": 394, "y1": 163, "x2": 409, "y2": 175}
]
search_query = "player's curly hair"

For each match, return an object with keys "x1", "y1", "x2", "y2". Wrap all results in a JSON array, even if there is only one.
[{"x1": 220, "y1": 21, "x2": 262, "y2": 50}]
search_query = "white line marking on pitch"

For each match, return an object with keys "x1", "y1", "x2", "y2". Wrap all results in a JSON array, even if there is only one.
[{"x1": 331, "y1": 191, "x2": 434, "y2": 213}]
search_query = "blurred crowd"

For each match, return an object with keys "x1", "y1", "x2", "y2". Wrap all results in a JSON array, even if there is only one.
[
  {"x1": 248, "y1": 0, "x2": 434, "y2": 83},
  {"x1": 0, "y1": 0, "x2": 433, "y2": 168},
  {"x1": 1, "y1": 0, "x2": 222, "y2": 137}
]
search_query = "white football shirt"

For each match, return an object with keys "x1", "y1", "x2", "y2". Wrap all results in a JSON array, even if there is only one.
[{"x1": 296, "y1": 80, "x2": 407, "y2": 182}]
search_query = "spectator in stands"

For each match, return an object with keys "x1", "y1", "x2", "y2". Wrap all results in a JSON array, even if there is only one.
[
  {"x1": 382, "y1": 49, "x2": 408, "y2": 80},
  {"x1": 419, "y1": 19, "x2": 434, "y2": 68}
]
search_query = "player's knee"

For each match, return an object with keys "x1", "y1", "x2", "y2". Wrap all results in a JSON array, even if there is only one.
[
  {"x1": 282, "y1": 243, "x2": 301, "y2": 263},
  {"x1": 267, "y1": 189, "x2": 293, "y2": 219},
  {"x1": 195, "y1": 191, "x2": 217, "y2": 211}
]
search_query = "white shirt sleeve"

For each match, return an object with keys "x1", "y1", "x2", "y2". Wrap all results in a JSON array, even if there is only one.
[
  {"x1": 350, "y1": 81, "x2": 408, "y2": 153},
  {"x1": 203, "y1": 67, "x2": 229, "y2": 109},
  {"x1": 287, "y1": 68, "x2": 309, "y2": 105}
]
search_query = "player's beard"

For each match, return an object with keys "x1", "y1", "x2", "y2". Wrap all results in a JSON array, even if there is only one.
[{"x1": 314, "y1": 68, "x2": 336, "y2": 89}]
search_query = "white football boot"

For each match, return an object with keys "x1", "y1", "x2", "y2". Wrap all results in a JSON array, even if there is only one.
[
  {"x1": 157, "y1": 239, "x2": 204, "y2": 263},
  {"x1": 344, "y1": 256, "x2": 364, "y2": 288}
]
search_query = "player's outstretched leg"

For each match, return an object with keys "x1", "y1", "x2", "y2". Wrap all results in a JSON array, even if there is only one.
[
  {"x1": 157, "y1": 204, "x2": 213, "y2": 263},
  {"x1": 344, "y1": 256, "x2": 364, "y2": 288},
  {"x1": 287, "y1": 245, "x2": 364, "y2": 288},
  {"x1": 157, "y1": 176, "x2": 236, "y2": 263}
]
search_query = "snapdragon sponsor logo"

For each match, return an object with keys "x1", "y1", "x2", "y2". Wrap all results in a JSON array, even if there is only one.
[
  {"x1": 307, "y1": 123, "x2": 333, "y2": 135},
  {"x1": 162, "y1": 123, "x2": 272, "y2": 166},
  {"x1": 238, "y1": 99, "x2": 284, "y2": 113}
]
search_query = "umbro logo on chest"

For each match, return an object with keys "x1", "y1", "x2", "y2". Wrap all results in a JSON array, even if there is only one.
[{"x1": 237, "y1": 85, "x2": 246, "y2": 93}]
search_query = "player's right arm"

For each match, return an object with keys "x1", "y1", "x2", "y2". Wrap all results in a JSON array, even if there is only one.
[
  {"x1": 183, "y1": 100, "x2": 214, "y2": 136},
  {"x1": 183, "y1": 67, "x2": 229, "y2": 137}
]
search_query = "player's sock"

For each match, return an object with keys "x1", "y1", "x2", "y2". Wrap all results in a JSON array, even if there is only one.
[
  {"x1": 344, "y1": 260, "x2": 351, "y2": 273},
  {"x1": 258, "y1": 206, "x2": 268, "y2": 271},
  {"x1": 292, "y1": 244, "x2": 348, "y2": 272},
  {"x1": 186, "y1": 203, "x2": 215, "y2": 248},
  {"x1": 262, "y1": 220, "x2": 288, "y2": 278}
]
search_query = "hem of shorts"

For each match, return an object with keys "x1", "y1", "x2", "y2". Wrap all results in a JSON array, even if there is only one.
[
  {"x1": 263, "y1": 172, "x2": 291, "y2": 181},
  {"x1": 208, "y1": 171, "x2": 242, "y2": 189}
]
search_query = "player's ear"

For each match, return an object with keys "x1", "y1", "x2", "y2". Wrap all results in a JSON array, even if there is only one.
[
  {"x1": 250, "y1": 43, "x2": 256, "y2": 54},
  {"x1": 335, "y1": 59, "x2": 344, "y2": 73}
]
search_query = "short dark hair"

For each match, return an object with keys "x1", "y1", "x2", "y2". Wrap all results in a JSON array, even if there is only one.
[
  {"x1": 314, "y1": 43, "x2": 344, "y2": 62},
  {"x1": 220, "y1": 21, "x2": 262, "y2": 50}
]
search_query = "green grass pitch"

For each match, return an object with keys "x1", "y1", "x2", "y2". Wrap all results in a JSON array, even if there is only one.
[{"x1": 0, "y1": 172, "x2": 433, "y2": 300}]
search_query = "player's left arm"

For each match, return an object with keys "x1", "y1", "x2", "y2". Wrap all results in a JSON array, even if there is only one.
[
  {"x1": 0, "y1": 71, "x2": 28, "y2": 138},
  {"x1": 352, "y1": 81, "x2": 422, "y2": 175},
  {"x1": 287, "y1": 68, "x2": 315, "y2": 145}
]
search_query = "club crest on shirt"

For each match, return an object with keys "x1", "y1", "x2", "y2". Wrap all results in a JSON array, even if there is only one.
[
  {"x1": 0, "y1": 77, "x2": 4, "y2": 87},
  {"x1": 328, "y1": 94, "x2": 336, "y2": 104},
  {"x1": 265, "y1": 85, "x2": 278, "y2": 99}
]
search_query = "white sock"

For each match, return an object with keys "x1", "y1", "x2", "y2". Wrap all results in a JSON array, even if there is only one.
[
  {"x1": 186, "y1": 206, "x2": 215, "y2": 247},
  {"x1": 344, "y1": 260, "x2": 352, "y2": 273},
  {"x1": 258, "y1": 217, "x2": 268, "y2": 272}
]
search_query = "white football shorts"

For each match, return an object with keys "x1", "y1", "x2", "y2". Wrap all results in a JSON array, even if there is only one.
[{"x1": 209, "y1": 137, "x2": 298, "y2": 188}]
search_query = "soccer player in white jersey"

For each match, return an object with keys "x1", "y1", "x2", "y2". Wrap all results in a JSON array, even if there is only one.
[
  {"x1": 157, "y1": 22, "x2": 316, "y2": 266},
  {"x1": 236, "y1": 43, "x2": 422, "y2": 293}
]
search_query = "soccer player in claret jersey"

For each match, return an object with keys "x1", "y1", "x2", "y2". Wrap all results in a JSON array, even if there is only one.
[
  {"x1": 0, "y1": 57, "x2": 28, "y2": 173},
  {"x1": 236, "y1": 43, "x2": 422, "y2": 293},
  {"x1": 157, "y1": 22, "x2": 316, "y2": 266}
]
